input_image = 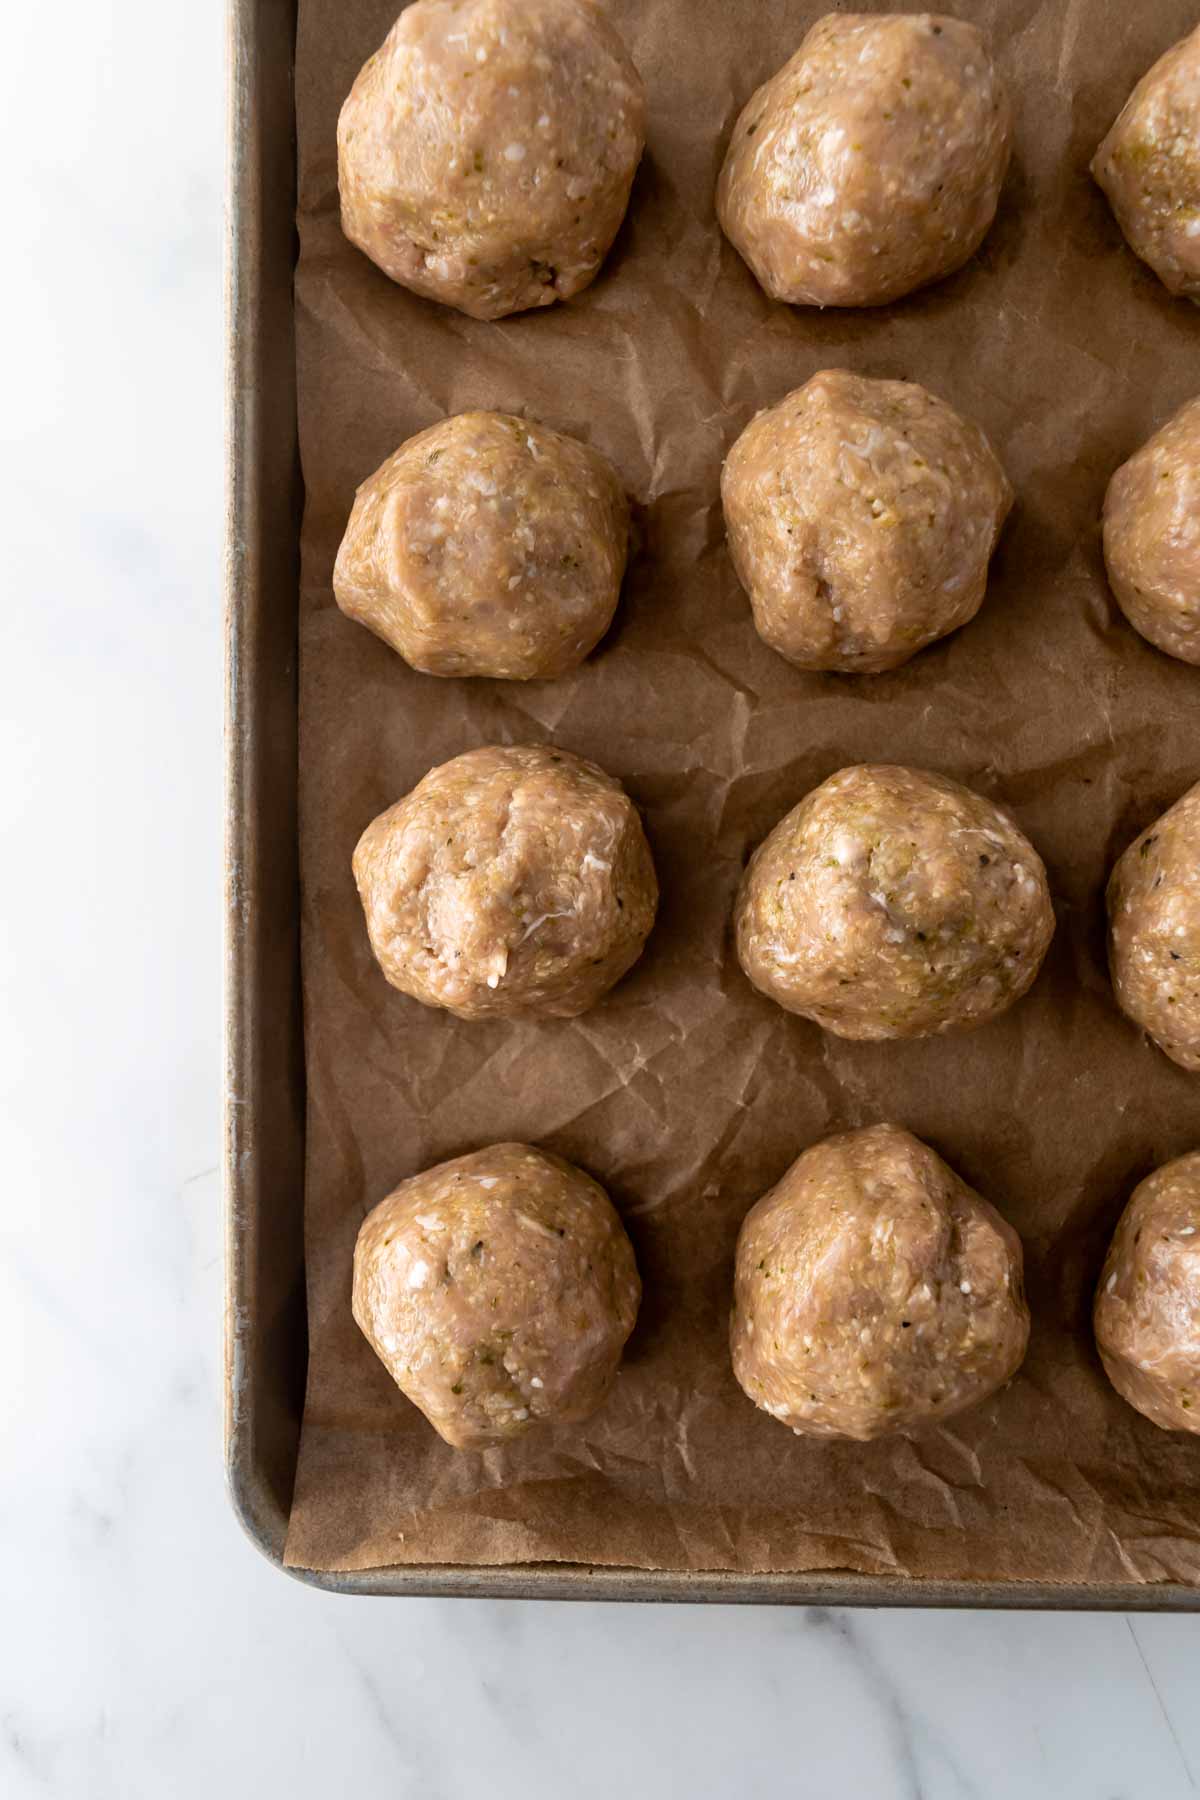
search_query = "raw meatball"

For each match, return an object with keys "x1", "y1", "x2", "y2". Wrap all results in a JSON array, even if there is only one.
[
  {"x1": 1102, "y1": 396, "x2": 1200, "y2": 665},
  {"x1": 722, "y1": 369, "x2": 1012, "y2": 673},
  {"x1": 334, "y1": 412, "x2": 629, "y2": 680},
  {"x1": 353, "y1": 744, "x2": 657, "y2": 1020},
  {"x1": 716, "y1": 13, "x2": 1011, "y2": 308},
  {"x1": 353, "y1": 1142, "x2": 640, "y2": 1448},
  {"x1": 731, "y1": 1125, "x2": 1029, "y2": 1440},
  {"x1": 1092, "y1": 24, "x2": 1200, "y2": 301},
  {"x1": 337, "y1": 0, "x2": 645, "y2": 319},
  {"x1": 735, "y1": 764, "x2": 1054, "y2": 1040},
  {"x1": 1108, "y1": 781, "x2": 1200, "y2": 1071},
  {"x1": 1096, "y1": 1154, "x2": 1200, "y2": 1435}
]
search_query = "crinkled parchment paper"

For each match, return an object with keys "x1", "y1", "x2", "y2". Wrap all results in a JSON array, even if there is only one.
[{"x1": 285, "y1": 0, "x2": 1200, "y2": 1583}]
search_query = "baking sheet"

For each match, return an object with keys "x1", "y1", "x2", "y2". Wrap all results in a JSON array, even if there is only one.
[{"x1": 284, "y1": 0, "x2": 1200, "y2": 1583}]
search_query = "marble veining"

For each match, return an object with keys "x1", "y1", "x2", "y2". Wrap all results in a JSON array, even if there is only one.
[{"x1": 1, "y1": 2, "x2": 1199, "y2": 1796}]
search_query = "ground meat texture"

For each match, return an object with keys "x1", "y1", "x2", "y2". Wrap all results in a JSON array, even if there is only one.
[
  {"x1": 735, "y1": 765, "x2": 1054, "y2": 1041},
  {"x1": 1092, "y1": 24, "x2": 1200, "y2": 302},
  {"x1": 731, "y1": 1125, "x2": 1029, "y2": 1440},
  {"x1": 337, "y1": 0, "x2": 645, "y2": 320},
  {"x1": 1095, "y1": 1153, "x2": 1200, "y2": 1435},
  {"x1": 334, "y1": 412, "x2": 629, "y2": 680},
  {"x1": 716, "y1": 13, "x2": 1011, "y2": 309},
  {"x1": 1108, "y1": 781, "x2": 1200, "y2": 1072},
  {"x1": 353, "y1": 1142, "x2": 640, "y2": 1448},
  {"x1": 1102, "y1": 396, "x2": 1200, "y2": 666},
  {"x1": 353, "y1": 744, "x2": 657, "y2": 1020},
  {"x1": 721, "y1": 370, "x2": 1012, "y2": 674}
]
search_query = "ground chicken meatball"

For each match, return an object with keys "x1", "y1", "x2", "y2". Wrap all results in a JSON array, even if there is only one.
[
  {"x1": 716, "y1": 13, "x2": 1011, "y2": 308},
  {"x1": 731, "y1": 1125, "x2": 1029, "y2": 1440},
  {"x1": 334, "y1": 412, "x2": 629, "y2": 680},
  {"x1": 735, "y1": 765, "x2": 1054, "y2": 1041},
  {"x1": 337, "y1": 0, "x2": 645, "y2": 319},
  {"x1": 1102, "y1": 396, "x2": 1200, "y2": 665},
  {"x1": 1092, "y1": 24, "x2": 1200, "y2": 302},
  {"x1": 1108, "y1": 781, "x2": 1200, "y2": 1071},
  {"x1": 353, "y1": 1142, "x2": 640, "y2": 1448},
  {"x1": 1095, "y1": 1153, "x2": 1200, "y2": 1435},
  {"x1": 353, "y1": 744, "x2": 657, "y2": 1020},
  {"x1": 722, "y1": 370, "x2": 1012, "y2": 673}
]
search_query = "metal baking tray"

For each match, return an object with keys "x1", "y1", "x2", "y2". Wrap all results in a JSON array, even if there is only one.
[{"x1": 223, "y1": 0, "x2": 1199, "y2": 1607}]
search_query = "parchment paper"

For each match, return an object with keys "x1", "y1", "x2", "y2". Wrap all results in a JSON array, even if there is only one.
[{"x1": 284, "y1": 0, "x2": 1200, "y2": 1584}]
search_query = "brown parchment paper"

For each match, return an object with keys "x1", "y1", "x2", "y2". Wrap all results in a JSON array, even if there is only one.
[{"x1": 284, "y1": 0, "x2": 1200, "y2": 1584}]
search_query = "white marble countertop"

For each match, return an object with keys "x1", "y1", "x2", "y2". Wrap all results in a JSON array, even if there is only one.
[{"x1": 3, "y1": 5, "x2": 1198, "y2": 1796}]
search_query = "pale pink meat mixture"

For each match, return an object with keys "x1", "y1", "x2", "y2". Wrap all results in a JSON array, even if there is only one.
[
  {"x1": 334, "y1": 411, "x2": 628, "y2": 680},
  {"x1": 1095, "y1": 1152, "x2": 1200, "y2": 1435},
  {"x1": 354, "y1": 1142, "x2": 641, "y2": 1449},
  {"x1": 722, "y1": 369, "x2": 1012, "y2": 673},
  {"x1": 337, "y1": 0, "x2": 645, "y2": 319},
  {"x1": 716, "y1": 12, "x2": 1011, "y2": 308},
  {"x1": 1102, "y1": 395, "x2": 1200, "y2": 666},
  {"x1": 353, "y1": 744, "x2": 657, "y2": 1021},
  {"x1": 1108, "y1": 780, "x2": 1200, "y2": 1072},
  {"x1": 735, "y1": 765, "x2": 1054, "y2": 1041},
  {"x1": 731, "y1": 1125, "x2": 1029, "y2": 1441},
  {"x1": 1092, "y1": 23, "x2": 1200, "y2": 301}
]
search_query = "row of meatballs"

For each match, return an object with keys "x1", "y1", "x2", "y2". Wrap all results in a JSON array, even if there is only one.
[
  {"x1": 354, "y1": 746, "x2": 1200, "y2": 1070},
  {"x1": 337, "y1": 377, "x2": 1200, "y2": 681},
  {"x1": 339, "y1": 3, "x2": 1200, "y2": 318},
  {"x1": 353, "y1": 1128, "x2": 1200, "y2": 1449}
]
